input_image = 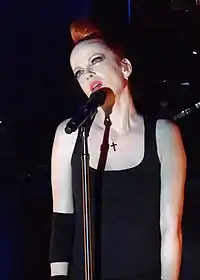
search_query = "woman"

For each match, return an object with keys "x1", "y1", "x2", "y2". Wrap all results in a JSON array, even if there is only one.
[{"x1": 49, "y1": 20, "x2": 186, "y2": 280}]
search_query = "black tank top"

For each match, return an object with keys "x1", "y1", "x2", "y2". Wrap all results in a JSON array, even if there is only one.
[{"x1": 71, "y1": 117, "x2": 161, "y2": 278}]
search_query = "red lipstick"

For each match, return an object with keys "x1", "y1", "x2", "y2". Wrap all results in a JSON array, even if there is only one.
[{"x1": 90, "y1": 81, "x2": 103, "y2": 92}]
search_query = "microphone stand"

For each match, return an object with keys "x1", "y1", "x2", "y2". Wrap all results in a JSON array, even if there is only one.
[{"x1": 80, "y1": 113, "x2": 96, "y2": 280}]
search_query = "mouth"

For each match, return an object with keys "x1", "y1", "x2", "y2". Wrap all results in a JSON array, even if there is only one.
[{"x1": 90, "y1": 81, "x2": 103, "y2": 92}]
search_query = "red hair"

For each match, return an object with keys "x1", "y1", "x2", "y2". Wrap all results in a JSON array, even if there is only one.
[
  {"x1": 70, "y1": 19, "x2": 103, "y2": 45},
  {"x1": 70, "y1": 19, "x2": 124, "y2": 58}
]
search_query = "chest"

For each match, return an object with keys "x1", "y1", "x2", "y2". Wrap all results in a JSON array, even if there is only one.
[{"x1": 88, "y1": 123, "x2": 145, "y2": 171}]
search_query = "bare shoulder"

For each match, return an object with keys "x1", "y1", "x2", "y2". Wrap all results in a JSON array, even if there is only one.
[
  {"x1": 158, "y1": 120, "x2": 186, "y2": 235},
  {"x1": 51, "y1": 119, "x2": 78, "y2": 213},
  {"x1": 156, "y1": 119, "x2": 180, "y2": 137},
  {"x1": 155, "y1": 119, "x2": 186, "y2": 161},
  {"x1": 52, "y1": 119, "x2": 78, "y2": 158},
  {"x1": 54, "y1": 119, "x2": 78, "y2": 141}
]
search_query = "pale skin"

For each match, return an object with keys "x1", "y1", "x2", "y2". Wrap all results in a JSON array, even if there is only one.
[{"x1": 51, "y1": 39, "x2": 186, "y2": 279}]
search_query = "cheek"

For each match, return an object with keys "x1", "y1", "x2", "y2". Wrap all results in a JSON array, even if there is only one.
[
  {"x1": 78, "y1": 78, "x2": 90, "y2": 97},
  {"x1": 109, "y1": 64, "x2": 124, "y2": 80},
  {"x1": 112, "y1": 68, "x2": 125, "y2": 83},
  {"x1": 113, "y1": 73, "x2": 127, "y2": 94}
]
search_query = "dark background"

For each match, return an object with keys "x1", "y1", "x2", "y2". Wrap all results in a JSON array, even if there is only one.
[{"x1": 1, "y1": 1, "x2": 200, "y2": 279}]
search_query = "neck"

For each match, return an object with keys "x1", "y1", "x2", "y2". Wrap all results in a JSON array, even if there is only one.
[{"x1": 94, "y1": 87, "x2": 137, "y2": 134}]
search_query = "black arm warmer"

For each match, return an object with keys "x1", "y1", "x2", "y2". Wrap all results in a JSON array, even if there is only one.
[{"x1": 49, "y1": 212, "x2": 74, "y2": 263}]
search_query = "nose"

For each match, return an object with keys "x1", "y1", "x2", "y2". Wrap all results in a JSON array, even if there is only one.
[
  {"x1": 86, "y1": 72, "x2": 95, "y2": 80},
  {"x1": 86, "y1": 67, "x2": 95, "y2": 80}
]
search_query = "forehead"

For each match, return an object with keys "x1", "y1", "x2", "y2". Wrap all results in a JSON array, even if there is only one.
[{"x1": 70, "y1": 40, "x2": 115, "y2": 68}]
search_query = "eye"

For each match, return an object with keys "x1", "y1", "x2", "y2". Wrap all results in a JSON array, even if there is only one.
[
  {"x1": 74, "y1": 69, "x2": 83, "y2": 79},
  {"x1": 91, "y1": 55, "x2": 103, "y2": 65}
]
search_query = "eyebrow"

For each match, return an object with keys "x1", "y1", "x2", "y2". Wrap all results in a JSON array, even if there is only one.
[{"x1": 73, "y1": 52, "x2": 104, "y2": 72}]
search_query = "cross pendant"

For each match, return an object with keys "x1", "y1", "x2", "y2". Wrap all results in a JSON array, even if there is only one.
[{"x1": 110, "y1": 141, "x2": 117, "y2": 152}]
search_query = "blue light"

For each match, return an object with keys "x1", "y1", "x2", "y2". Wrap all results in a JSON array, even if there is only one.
[{"x1": 128, "y1": 0, "x2": 131, "y2": 23}]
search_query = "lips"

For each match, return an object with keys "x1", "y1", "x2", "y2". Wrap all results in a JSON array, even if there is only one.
[{"x1": 90, "y1": 81, "x2": 103, "y2": 92}]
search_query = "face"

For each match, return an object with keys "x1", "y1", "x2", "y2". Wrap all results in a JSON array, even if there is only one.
[{"x1": 70, "y1": 39, "x2": 132, "y2": 98}]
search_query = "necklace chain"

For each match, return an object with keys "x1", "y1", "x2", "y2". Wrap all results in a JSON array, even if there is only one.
[{"x1": 104, "y1": 115, "x2": 118, "y2": 151}]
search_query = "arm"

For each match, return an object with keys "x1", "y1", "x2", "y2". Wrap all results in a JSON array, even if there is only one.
[
  {"x1": 49, "y1": 120, "x2": 78, "y2": 278},
  {"x1": 156, "y1": 120, "x2": 186, "y2": 280}
]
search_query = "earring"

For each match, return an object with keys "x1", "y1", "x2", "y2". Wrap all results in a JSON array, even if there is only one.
[
  {"x1": 123, "y1": 66, "x2": 129, "y2": 80},
  {"x1": 124, "y1": 75, "x2": 128, "y2": 80}
]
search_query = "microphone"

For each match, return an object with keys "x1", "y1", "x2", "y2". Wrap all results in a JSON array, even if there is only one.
[{"x1": 65, "y1": 89, "x2": 106, "y2": 134}]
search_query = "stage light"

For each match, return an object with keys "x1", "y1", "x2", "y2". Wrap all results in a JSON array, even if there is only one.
[
  {"x1": 180, "y1": 82, "x2": 190, "y2": 86},
  {"x1": 128, "y1": 0, "x2": 131, "y2": 23},
  {"x1": 195, "y1": 102, "x2": 200, "y2": 108}
]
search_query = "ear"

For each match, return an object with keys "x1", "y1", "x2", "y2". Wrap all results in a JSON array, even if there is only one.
[{"x1": 120, "y1": 58, "x2": 132, "y2": 79}]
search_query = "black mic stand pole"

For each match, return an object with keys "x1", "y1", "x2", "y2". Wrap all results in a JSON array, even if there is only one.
[{"x1": 80, "y1": 113, "x2": 96, "y2": 280}]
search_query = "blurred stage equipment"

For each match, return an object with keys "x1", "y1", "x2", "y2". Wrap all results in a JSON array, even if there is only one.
[
  {"x1": 170, "y1": 0, "x2": 197, "y2": 10},
  {"x1": 174, "y1": 101, "x2": 200, "y2": 120}
]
